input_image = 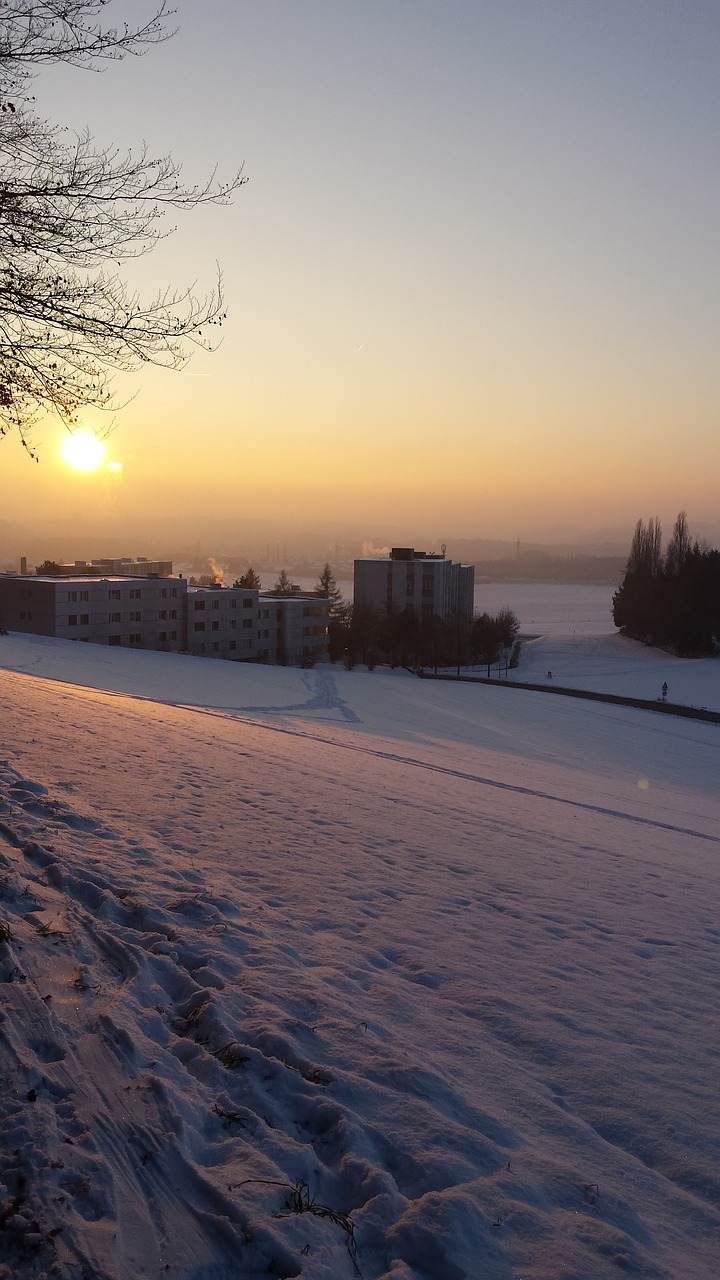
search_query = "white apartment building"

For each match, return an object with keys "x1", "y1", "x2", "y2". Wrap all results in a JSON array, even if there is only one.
[
  {"x1": 51, "y1": 557, "x2": 173, "y2": 577},
  {"x1": 187, "y1": 584, "x2": 257, "y2": 661},
  {"x1": 186, "y1": 585, "x2": 330, "y2": 665},
  {"x1": 0, "y1": 574, "x2": 331, "y2": 666},
  {"x1": 0, "y1": 573, "x2": 187, "y2": 651},
  {"x1": 353, "y1": 547, "x2": 474, "y2": 622}
]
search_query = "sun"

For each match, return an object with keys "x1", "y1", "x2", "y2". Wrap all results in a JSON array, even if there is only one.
[{"x1": 60, "y1": 430, "x2": 106, "y2": 472}]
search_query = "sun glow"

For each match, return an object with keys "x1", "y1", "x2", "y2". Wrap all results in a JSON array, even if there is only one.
[{"x1": 60, "y1": 430, "x2": 106, "y2": 472}]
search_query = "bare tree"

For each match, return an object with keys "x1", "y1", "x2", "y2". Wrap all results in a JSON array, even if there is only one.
[
  {"x1": 665, "y1": 510, "x2": 691, "y2": 579},
  {"x1": 0, "y1": 1, "x2": 244, "y2": 454},
  {"x1": 625, "y1": 516, "x2": 663, "y2": 579}
]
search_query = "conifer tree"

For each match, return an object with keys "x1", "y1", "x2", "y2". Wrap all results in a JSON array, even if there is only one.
[
  {"x1": 273, "y1": 568, "x2": 294, "y2": 594},
  {"x1": 316, "y1": 563, "x2": 343, "y2": 610},
  {"x1": 235, "y1": 567, "x2": 261, "y2": 589}
]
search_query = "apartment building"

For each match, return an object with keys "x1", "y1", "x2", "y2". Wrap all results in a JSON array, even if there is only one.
[
  {"x1": 0, "y1": 574, "x2": 187, "y2": 651},
  {"x1": 51, "y1": 557, "x2": 173, "y2": 577},
  {"x1": 354, "y1": 547, "x2": 474, "y2": 621},
  {"x1": 187, "y1": 584, "x2": 330, "y2": 665},
  {"x1": 0, "y1": 574, "x2": 330, "y2": 666}
]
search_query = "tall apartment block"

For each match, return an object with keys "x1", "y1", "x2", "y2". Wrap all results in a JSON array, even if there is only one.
[{"x1": 353, "y1": 547, "x2": 474, "y2": 622}]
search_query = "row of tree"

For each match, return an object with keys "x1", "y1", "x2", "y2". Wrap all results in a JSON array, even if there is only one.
[
  {"x1": 236, "y1": 563, "x2": 522, "y2": 673},
  {"x1": 612, "y1": 512, "x2": 720, "y2": 655},
  {"x1": 329, "y1": 597, "x2": 520, "y2": 674}
]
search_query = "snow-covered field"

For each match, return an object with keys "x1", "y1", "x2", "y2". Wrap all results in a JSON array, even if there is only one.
[{"x1": 1, "y1": 628, "x2": 719, "y2": 1279}]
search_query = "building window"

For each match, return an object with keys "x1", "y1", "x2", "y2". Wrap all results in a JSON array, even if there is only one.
[
  {"x1": 243, "y1": 598, "x2": 253, "y2": 608},
  {"x1": 109, "y1": 612, "x2": 121, "y2": 623},
  {"x1": 230, "y1": 599, "x2": 237, "y2": 609},
  {"x1": 80, "y1": 591, "x2": 89, "y2": 602},
  {"x1": 169, "y1": 631, "x2": 177, "y2": 641},
  {"x1": 194, "y1": 621, "x2": 205, "y2": 632},
  {"x1": 170, "y1": 588, "x2": 177, "y2": 598},
  {"x1": 129, "y1": 588, "x2": 142, "y2": 599},
  {"x1": 159, "y1": 610, "x2": 167, "y2": 620},
  {"x1": 230, "y1": 619, "x2": 236, "y2": 630},
  {"x1": 160, "y1": 588, "x2": 167, "y2": 599},
  {"x1": 242, "y1": 618, "x2": 253, "y2": 629},
  {"x1": 158, "y1": 631, "x2": 167, "y2": 642},
  {"x1": 229, "y1": 640, "x2": 236, "y2": 650},
  {"x1": 69, "y1": 590, "x2": 78, "y2": 602},
  {"x1": 169, "y1": 609, "x2": 177, "y2": 620},
  {"x1": 211, "y1": 620, "x2": 219, "y2": 631},
  {"x1": 129, "y1": 633, "x2": 142, "y2": 645},
  {"x1": 194, "y1": 600, "x2": 205, "y2": 611},
  {"x1": 129, "y1": 611, "x2": 142, "y2": 622},
  {"x1": 212, "y1": 642, "x2": 219, "y2": 652},
  {"x1": 68, "y1": 614, "x2": 77, "y2": 626},
  {"x1": 109, "y1": 635, "x2": 121, "y2": 646},
  {"x1": 212, "y1": 600, "x2": 219, "y2": 610},
  {"x1": 80, "y1": 613, "x2": 89, "y2": 625},
  {"x1": 109, "y1": 589, "x2": 121, "y2": 600}
]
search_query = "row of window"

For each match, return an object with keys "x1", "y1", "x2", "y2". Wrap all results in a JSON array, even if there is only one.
[
  {"x1": 193, "y1": 619, "x2": 263, "y2": 633},
  {"x1": 402, "y1": 574, "x2": 435, "y2": 593},
  {"x1": 107, "y1": 586, "x2": 179, "y2": 601},
  {"x1": 67, "y1": 609, "x2": 180, "y2": 627},
  {"x1": 192, "y1": 597, "x2": 254, "y2": 611},
  {"x1": 192, "y1": 640, "x2": 254, "y2": 654},
  {"x1": 108, "y1": 632, "x2": 178, "y2": 646}
]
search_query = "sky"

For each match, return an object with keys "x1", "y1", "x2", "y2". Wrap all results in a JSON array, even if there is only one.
[{"x1": 2, "y1": 0, "x2": 720, "y2": 542}]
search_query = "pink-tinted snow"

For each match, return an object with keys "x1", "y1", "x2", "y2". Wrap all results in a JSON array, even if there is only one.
[{"x1": 0, "y1": 631, "x2": 718, "y2": 1279}]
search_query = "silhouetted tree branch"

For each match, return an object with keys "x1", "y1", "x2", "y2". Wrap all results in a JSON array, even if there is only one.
[{"x1": 0, "y1": 1, "x2": 245, "y2": 454}]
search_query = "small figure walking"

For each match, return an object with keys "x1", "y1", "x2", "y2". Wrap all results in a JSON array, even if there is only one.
[
  {"x1": 546, "y1": 670, "x2": 553, "y2": 680},
  {"x1": 661, "y1": 681, "x2": 668, "y2": 702}
]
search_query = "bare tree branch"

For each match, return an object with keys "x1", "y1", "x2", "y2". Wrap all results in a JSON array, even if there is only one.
[{"x1": 0, "y1": 1, "x2": 244, "y2": 453}]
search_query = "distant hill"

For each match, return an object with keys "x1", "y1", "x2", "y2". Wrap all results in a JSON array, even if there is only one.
[{"x1": 472, "y1": 554, "x2": 626, "y2": 586}]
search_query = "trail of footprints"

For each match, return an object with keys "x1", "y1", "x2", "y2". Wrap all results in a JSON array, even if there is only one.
[{"x1": 0, "y1": 764, "x2": 376, "y2": 1278}]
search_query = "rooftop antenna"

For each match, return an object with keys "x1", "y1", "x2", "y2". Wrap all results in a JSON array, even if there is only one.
[{"x1": 441, "y1": 542, "x2": 446, "y2": 557}]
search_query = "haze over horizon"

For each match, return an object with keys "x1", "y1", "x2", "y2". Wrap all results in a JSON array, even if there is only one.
[{"x1": 2, "y1": 2, "x2": 720, "y2": 540}]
